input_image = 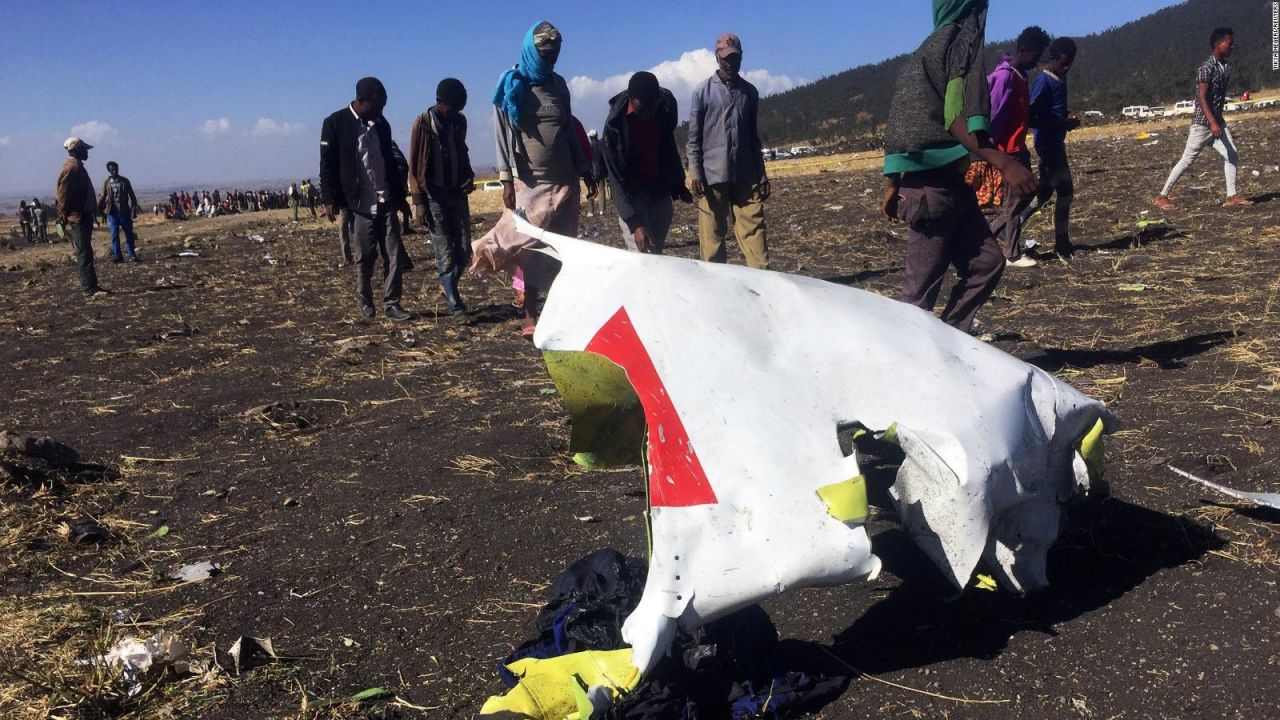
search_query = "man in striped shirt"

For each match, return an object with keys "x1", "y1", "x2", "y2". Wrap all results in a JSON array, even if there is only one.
[{"x1": 1156, "y1": 27, "x2": 1254, "y2": 210}]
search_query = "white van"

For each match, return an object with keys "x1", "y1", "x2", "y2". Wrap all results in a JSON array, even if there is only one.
[
  {"x1": 1170, "y1": 100, "x2": 1196, "y2": 116},
  {"x1": 1147, "y1": 106, "x2": 1167, "y2": 117},
  {"x1": 789, "y1": 146, "x2": 817, "y2": 156},
  {"x1": 1121, "y1": 105, "x2": 1149, "y2": 118}
]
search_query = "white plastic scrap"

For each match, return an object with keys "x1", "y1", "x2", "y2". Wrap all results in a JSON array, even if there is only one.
[
  {"x1": 1170, "y1": 465, "x2": 1280, "y2": 509},
  {"x1": 518, "y1": 216, "x2": 1115, "y2": 675},
  {"x1": 169, "y1": 560, "x2": 220, "y2": 582},
  {"x1": 79, "y1": 631, "x2": 189, "y2": 697}
]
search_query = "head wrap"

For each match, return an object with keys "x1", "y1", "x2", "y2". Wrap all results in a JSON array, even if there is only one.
[
  {"x1": 492, "y1": 22, "x2": 558, "y2": 123},
  {"x1": 932, "y1": 0, "x2": 987, "y2": 30}
]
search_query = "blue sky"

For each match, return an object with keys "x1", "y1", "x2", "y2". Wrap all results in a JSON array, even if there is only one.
[{"x1": 0, "y1": 0, "x2": 1178, "y2": 195}]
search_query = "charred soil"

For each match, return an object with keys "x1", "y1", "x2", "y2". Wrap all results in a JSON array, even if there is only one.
[{"x1": 2, "y1": 118, "x2": 1279, "y2": 718}]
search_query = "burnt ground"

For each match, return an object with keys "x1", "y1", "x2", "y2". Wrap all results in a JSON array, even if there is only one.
[{"x1": 2, "y1": 117, "x2": 1279, "y2": 719}]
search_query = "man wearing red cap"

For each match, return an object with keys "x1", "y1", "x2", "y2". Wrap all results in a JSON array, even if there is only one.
[{"x1": 687, "y1": 32, "x2": 770, "y2": 270}]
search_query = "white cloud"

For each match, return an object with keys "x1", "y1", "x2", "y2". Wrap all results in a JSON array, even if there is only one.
[
  {"x1": 0, "y1": 136, "x2": 9, "y2": 146},
  {"x1": 69, "y1": 120, "x2": 118, "y2": 145},
  {"x1": 568, "y1": 48, "x2": 802, "y2": 133},
  {"x1": 250, "y1": 118, "x2": 304, "y2": 137},
  {"x1": 200, "y1": 117, "x2": 231, "y2": 137}
]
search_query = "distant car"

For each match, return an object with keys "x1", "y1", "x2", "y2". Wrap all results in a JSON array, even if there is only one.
[
  {"x1": 1170, "y1": 100, "x2": 1196, "y2": 116},
  {"x1": 1082, "y1": 110, "x2": 1104, "y2": 118},
  {"x1": 481, "y1": 180, "x2": 503, "y2": 191},
  {"x1": 1121, "y1": 105, "x2": 1149, "y2": 118},
  {"x1": 789, "y1": 145, "x2": 817, "y2": 156},
  {"x1": 1147, "y1": 106, "x2": 1167, "y2": 117}
]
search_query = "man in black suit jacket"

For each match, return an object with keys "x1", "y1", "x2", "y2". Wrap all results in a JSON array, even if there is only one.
[{"x1": 321, "y1": 77, "x2": 412, "y2": 321}]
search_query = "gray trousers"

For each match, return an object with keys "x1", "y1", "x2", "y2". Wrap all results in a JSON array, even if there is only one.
[
  {"x1": 895, "y1": 171, "x2": 1005, "y2": 333},
  {"x1": 1160, "y1": 123, "x2": 1239, "y2": 198},
  {"x1": 618, "y1": 190, "x2": 673, "y2": 254},
  {"x1": 991, "y1": 150, "x2": 1032, "y2": 260},
  {"x1": 69, "y1": 216, "x2": 99, "y2": 293},
  {"x1": 352, "y1": 207, "x2": 406, "y2": 308}
]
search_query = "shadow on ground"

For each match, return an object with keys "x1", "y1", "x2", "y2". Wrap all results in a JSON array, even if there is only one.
[
  {"x1": 1023, "y1": 330, "x2": 1234, "y2": 371},
  {"x1": 822, "y1": 496, "x2": 1222, "y2": 676}
]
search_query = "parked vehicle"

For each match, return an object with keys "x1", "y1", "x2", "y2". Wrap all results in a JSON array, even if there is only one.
[
  {"x1": 1148, "y1": 106, "x2": 1167, "y2": 117},
  {"x1": 1170, "y1": 100, "x2": 1196, "y2": 116},
  {"x1": 481, "y1": 180, "x2": 503, "y2": 191},
  {"x1": 788, "y1": 146, "x2": 817, "y2": 156},
  {"x1": 1082, "y1": 110, "x2": 1104, "y2": 119},
  {"x1": 1121, "y1": 105, "x2": 1150, "y2": 118}
]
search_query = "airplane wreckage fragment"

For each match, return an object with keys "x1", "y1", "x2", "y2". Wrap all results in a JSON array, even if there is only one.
[{"x1": 484, "y1": 216, "x2": 1115, "y2": 713}]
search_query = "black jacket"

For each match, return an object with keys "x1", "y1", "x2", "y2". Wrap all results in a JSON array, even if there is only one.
[
  {"x1": 319, "y1": 105, "x2": 407, "y2": 212},
  {"x1": 602, "y1": 88, "x2": 687, "y2": 232}
]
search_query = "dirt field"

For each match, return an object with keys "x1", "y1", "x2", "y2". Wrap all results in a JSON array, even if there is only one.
[{"x1": 2, "y1": 116, "x2": 1278, "y2": 719}]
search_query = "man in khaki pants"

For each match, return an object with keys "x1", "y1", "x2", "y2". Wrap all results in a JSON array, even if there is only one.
[{"x1": 687, "y1": 32, "x2": 770, "y2": 269}]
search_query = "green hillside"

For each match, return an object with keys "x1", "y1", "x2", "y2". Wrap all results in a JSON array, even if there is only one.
[{"x1": 755, "y1": 0, "x2": 1275, "y2": 148}]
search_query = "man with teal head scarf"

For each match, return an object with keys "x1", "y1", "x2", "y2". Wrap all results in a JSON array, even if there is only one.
[
  {"x1": 879, "y1": 0, "x2": 1035, "y2": 334},
  {"x1": 480, "y1": 21, "x2": 596, "y2": 336}
]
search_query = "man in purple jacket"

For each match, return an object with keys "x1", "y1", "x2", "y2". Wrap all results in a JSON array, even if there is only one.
[{"x1": 987, "y1": 26, "x2": 1049, "y2": 268}]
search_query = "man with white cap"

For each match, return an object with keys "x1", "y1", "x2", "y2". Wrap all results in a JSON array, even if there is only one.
[
  {"x1": 687, "y1": 32, "x2": 770, "y2": 269},
  {"x1": 56, "y1": 137, "x2": 104, "y2": 296}
]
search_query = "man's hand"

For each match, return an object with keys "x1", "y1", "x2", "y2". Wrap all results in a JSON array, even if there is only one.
[
  {"x1": 759, "y1": 179, "x2": 771, "y2": 202},
  {"x1": 691, "y1": 179, "x2": 705, "y2": 198},
  {"x1": 582, "y1": 174, "x2": 598, "y2": 200},
  {"x1": 634, "y1": 226, "x2": 653, "y2": 253},
  {"x1": 325, "y1": 204, "x2": 337, "y2": 222},
  {"x1": 881, "y1": 183, "x2": 901, "y2": 222},
  {"x1": 501, "y1": 181, "x2": 516, "y2": 211},
  {"x1": 997, "y1": 157, "x2": 1038, "y2": 197},
  {"x1": 1209, "y1": 121, "x2": 1224, "y2": 139}
]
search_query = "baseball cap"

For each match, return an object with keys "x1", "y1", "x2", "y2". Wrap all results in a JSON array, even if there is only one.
[
  {"x1": 715, "y1": 33, "x2": 742, "y2": 59},
  {"x1": 63, "y1": 137, "x2": 93, "y2": 151}
]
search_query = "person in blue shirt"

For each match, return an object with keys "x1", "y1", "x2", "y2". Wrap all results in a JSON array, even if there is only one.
[{"x1": 1019, "y1": 37, "x2": 1080, "y2": 259}]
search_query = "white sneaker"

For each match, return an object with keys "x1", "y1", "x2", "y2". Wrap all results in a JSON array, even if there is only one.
[{"x1": 1007, "y1": 256, "x2": 1038, "y2": 268}]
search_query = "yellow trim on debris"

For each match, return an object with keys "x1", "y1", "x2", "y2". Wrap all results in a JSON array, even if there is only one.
[
  {"x1": 817, "y1": 475, "x2": 869, "y2": 525},
  {"x1": 1078, "y1": 417, "x2": 1106, "y2": 482}
]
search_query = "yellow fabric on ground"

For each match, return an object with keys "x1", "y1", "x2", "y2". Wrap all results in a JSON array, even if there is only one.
[{"x1": 478, "y1": 648, "x2": 639, "y2": 719}]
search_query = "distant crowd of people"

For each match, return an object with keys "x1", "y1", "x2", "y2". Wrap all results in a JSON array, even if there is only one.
[
  {"x1": 49, "y1": 6, "x2": 1258, "y2": 341},
  {"x1": 154, "y1": 187, "x2": 301, "y2": 220}
]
